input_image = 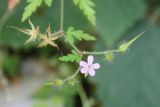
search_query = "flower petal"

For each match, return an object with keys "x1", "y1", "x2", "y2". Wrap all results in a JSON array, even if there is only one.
[
  {"x1": 80, "y1": 68, "x2": 88, "y2": 74},
  {"x1": 92, "y1": 63, "x2": 100, "y2": 69},
  {"x1": 80, "y1": 61, "x2": 88, "y2": 68},
  {"x1": 89, "y1": 69, "x2": 95, "y2": 76},
  {"x1": 88, "y1": 55, "x2": 94, "y2": 65}
]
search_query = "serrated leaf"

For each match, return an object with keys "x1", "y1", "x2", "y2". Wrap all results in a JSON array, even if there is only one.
[
  {"x1": 22, "y1": 0, "x2": 53, "y2": 22},
  {"x1": 66, "y1": 27, "x2": 96, "y2": 44},
  {"x1": 72, "y1": 0, "x2": 96, "y2": 25},
  {"x1": 59, "y1": 50, "x2": 80, "y2": 63},
  {"x1": 22, "y1": 0, "x2": 43, "y2": 22},
  {"x1": 44, "y1": 0, "x2": 53, "y2": 7}
]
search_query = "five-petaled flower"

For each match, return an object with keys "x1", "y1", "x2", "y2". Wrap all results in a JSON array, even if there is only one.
[{"x1": 80, "y1": 55, "x2": 100, "y2": 77}]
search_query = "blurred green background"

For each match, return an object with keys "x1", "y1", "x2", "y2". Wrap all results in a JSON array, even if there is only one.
[{"x1": 1, "y1": 0, "x2": 160, "y2": 107}]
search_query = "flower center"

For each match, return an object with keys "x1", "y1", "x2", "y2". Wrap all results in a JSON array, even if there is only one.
[{"x1": 87, "y1": 65, "x2": 92, "y2": 70}]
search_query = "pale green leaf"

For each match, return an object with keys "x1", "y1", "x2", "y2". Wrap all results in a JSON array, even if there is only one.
[
  {"x1": 44, "y1": 0, "x2": 53, "y2": 7},
  {"x1": 66, "y1": 27, "x2": 96, "y2": 44},
  {"x1": 22, "y1": 0, "x2": 43, "y2": 22},
  {"x1": 22, "y1": 0, "x2": 53, "y2": 22},
  {"x1": 59, "y1": 50, "x2": 80, "y2": 63}
]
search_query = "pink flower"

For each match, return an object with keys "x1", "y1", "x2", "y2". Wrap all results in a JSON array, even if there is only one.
[{"x1": 80, "y1": 55, "x2": 100, "y2": 77}]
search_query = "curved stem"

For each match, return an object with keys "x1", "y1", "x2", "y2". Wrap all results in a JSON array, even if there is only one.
[
  {"x1": 64, "y1": 66, "x2": 81, "y2": 82},
  {"x1": 64, "y1": 55, "x2": 82, "y2": 82}
]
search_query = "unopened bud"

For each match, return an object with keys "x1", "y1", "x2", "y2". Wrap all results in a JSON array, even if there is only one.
[
  {"x1": 119, "y1": 43, "x2": 129, "y2": 53},
  {"x1": 45, "y1": 79, "x2": 64, "y2": 86},
  {"x1": 105, "y1": 52, "x2": 114, "y2": 62},
  {"x1": 119, "y1": 31, "x2": 145, "y2": 53}
]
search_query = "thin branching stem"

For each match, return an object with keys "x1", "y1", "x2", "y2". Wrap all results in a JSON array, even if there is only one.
[
  {"x1": 64, "y1": 66, "x2": 81, "y2": 82},
  {"x1": 64, "y1": 55, "x2": 83, "y2": 82}
]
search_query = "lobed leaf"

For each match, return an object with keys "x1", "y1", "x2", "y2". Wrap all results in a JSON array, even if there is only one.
[
  {"x1": 72, "y1": 0, "x2": 96, "y2": 25},
  {"x1": 66, "y1": 27, "x2": 96, "y2": 44},
  {"x1": 59, "y1": 50, "x2": 80, "y2": 63},
  {"x1": 22, "y1": 0, "x2": 43, "y2": 22},
  {"x1": 44, "y1": 0, "x2": 53, "y2": 7},
  {"x1": 22, "y1": 0, "x2": 53, "y2": 22}
]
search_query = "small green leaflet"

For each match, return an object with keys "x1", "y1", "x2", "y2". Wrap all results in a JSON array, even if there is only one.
[
  {"x1": 22, "y1": 0, "x2": 53, "y2": 22},
  {"x1": 73, "y1": 0, "x2": 96, "y2": 26},
  {"x1": 44, "y1": 0, "x2": 53, "y2": 7},
  {"x1": 59, "y1": 50, "x2": 81, "y2": 63},
  {"x1": 66, "y1": 27, "x2": 96, "y2": 44}
]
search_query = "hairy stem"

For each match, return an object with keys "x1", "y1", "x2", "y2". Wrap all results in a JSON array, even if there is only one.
[{"x1": 80, "y1": 49, "x2": 120, "y2": 55}]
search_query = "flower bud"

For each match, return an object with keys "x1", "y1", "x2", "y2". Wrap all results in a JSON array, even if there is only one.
[
  {"x1": 105, "y1": 52, "x2": 114, "y2": 62},
  {"x1": 118, "y1": 43, "x2": 129, "y2": 53},
  {"x1": 45, "y1": 79, "x2": 64, "y2": 86},
  {"x1": 119, "y1": 31, "x2": 145, "y2": 53}
]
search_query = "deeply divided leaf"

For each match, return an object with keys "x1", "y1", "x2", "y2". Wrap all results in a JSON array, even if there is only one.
[
  {"x1": 44, "y1": 0, "x2": 53, "y2": 7},
  {"x1": 66, "y1": 27, "x2": 96, "y2": 44},
  {"x1": 22, "y1": 0, "x2": 53, "y2": 22},
  {"x1": 59, "y1": 50, "x2": 80, "y2": 63},
  {"x1": 72, "y1": 0, "x2": 96, "y2": 25}
]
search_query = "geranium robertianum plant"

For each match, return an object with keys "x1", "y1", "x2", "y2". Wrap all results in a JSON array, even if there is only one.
[{"x1": 10, "y1": 0, "x2": 145, "y2": 86}]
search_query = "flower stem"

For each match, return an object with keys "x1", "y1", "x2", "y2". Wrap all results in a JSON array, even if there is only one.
[
  {"x1": 70, "y1": 43, "x2": 81, "y2": 53},
  {"x1": 60, "y1": 0, "x2": 64, "y2": 31},
  {"x1": 64, "y1": 66, "x2": 81, "y2": 82},
  {"x1": 80, "y1": 49, "x2": 120, "y2": 55}
]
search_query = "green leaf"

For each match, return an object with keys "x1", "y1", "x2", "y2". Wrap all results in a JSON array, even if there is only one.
[
  {"x1": 95, "y1": 0, "x2": 147, "y2": 47},
  {"x1": 22, "y1": 0, "x2": 53, "y2": 22},
  {"x1": 22, "y1": 0, "x2": 43, "y2": 22},
  {"x1": 72, "y1": 0, "x2": 96, "y2": 25},
  {"x1": 0, "y1": 0, "x2": 88, "y2": 49},
  {"x1": 66, "y1": 27, "x2": 96, "y2": 44},
  {"x1": 44, "y1": 0, "x2": 53, "y2": 7},
  {"x1": 94, "y1": 21, "x2": 160, "y2": 107},
  {"x1": 59, "y1": 50, "x2": 80, "y2": 63}
]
